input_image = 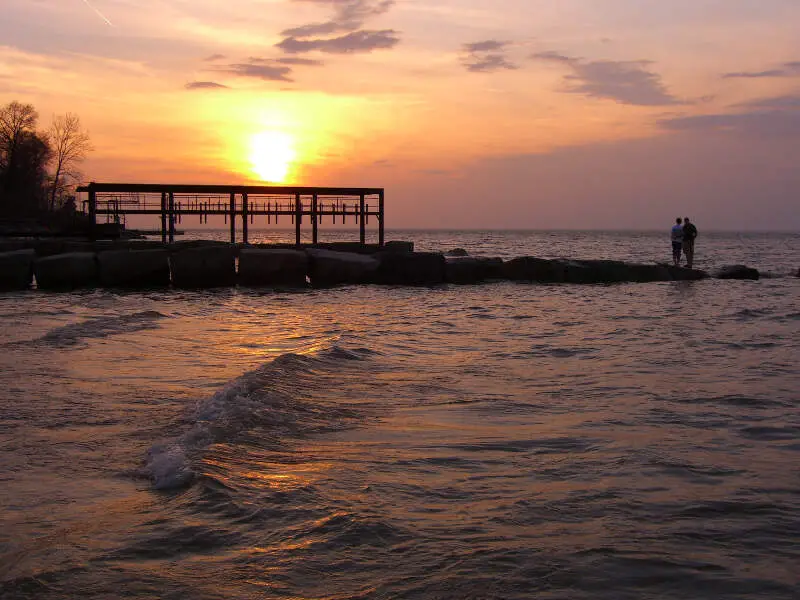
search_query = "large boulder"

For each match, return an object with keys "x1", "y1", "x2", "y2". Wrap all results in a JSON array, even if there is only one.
[
  {"x1": 714, "y1": 265, "x2": 760, "y2": 280},
  {"x1": 34, "y1": 252, "x2": 98, "y2": 290},
  {"x1": 376, "y1": 251, "x2": 445, "y2": 285},
  {"x1": 97, "y1": 249, "x2": 171, "y2": 287},
  {"x1": 171, "y1": 245, "x2": 236, "y2": 288},
  {"x1": 383, "y1": 240, "x2": 415, "y2": 253},
  {"x1": 0, "y1": 249, "x2": 36, "y2": 290},
  {"x1": 503, "y1": 256, "x2": 708, "y2": 284},
  {"x1": 238, "y1": 248, "x2": 308, "y2": 286},
  {"x1": 307, "y1": 249, "x2": 379, "y2": 286},
  {"x1": 445, "y1": 256, "x2": 504, "y2": 284},
  {"x1": 503, "y1": 257, "x2": 566, "y2": 282}
]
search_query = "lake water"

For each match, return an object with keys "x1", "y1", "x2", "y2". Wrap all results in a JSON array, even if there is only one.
[{"x1": 1, "y1": 230, "x2": 798, "y2": 599}]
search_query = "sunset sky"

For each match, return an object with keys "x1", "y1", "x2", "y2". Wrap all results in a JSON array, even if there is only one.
[{"x1": 2, "y1": 0, "x2": 799, "y2": 230}]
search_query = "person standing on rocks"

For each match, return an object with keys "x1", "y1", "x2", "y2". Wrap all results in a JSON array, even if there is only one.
[
  {"x1": 682, "y1": 217, "x2": 698, "y2": 269},
  {"x1": 671, "y1": 217, "x2": 684, "y2": 266}
]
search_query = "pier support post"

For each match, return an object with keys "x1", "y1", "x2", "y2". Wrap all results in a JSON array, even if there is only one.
[
  {"x1": 88, "y1": 188, "x2": 97, "y2": 240},
  {"x1": 359, "y1": 193, "x2": 366, "y2": 245},
  {"x1": 229, "y1": 192, "x2": 236, "y2": 244},
  {"x1": 378, "y1": 190, "x2": 385, "y2": 247},
  {"x1": 242, "y1": 192, "x2": 249, "y2": 245},
  {"x1": 295, "y1": 193, "x2": 302, "y2": 246},
  {"x1": 312, "y1": 193, "x2": 319, "y2": 245},
  {"x1": 168, "y1": 192, "x2": 176, "y2": 244},
  {"x1": 160, "y1": 192, "x2": 167, "y2": 244}
]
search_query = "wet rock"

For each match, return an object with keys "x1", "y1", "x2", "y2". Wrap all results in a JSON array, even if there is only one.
[
  {"x1": 663, "y1": 265, "x2": 708, "y2": 281},
  {"x1": 502, "y1": 256, "x2": 567, "y2": 282},
  {"x1": 0, "y1": 249, "x2": 36, "y2": 290},
  {"x1": 714, "y1": 265, "x2": 760, "y2": 280},
  {"x1": 383, "y1": 240, "x2": 415, "y2": 253},
  {"x1": 171, "y1": 245, "x2": 236, "y2": 288},
  {"x1": 503, "y1": 256, "x2": 708, "y2": 284},
  {"x1": 97, "y1": 249, "x2": 171, "y2": 287},
  {"x1": 376, "y1": 251, "x2": 445, "y2": 285},
  {"x1": 446, "y1": 248, "x2": 469, "y2": 257},
  {"x1": 446, "y1": 257, "x2": 504, "y2": 284},
  {"x1": 35, "y1": 252, "x2": 98, "y2": 290},
  {"x1": 307, "y1": 249, "x2": 380, "y2": 286},
  {"x1": 238, "y1": 248, "x2": 308, "y2": 286}
]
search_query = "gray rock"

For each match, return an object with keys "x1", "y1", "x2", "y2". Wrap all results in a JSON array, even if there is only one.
[
  {"x1": 383, "y1": 240, "x2": 415, "y2": 253},
  {"x1": 502, "y1": 257, "x2": 567, "y2": 282},
  {"x1": 446, "y1": 256, "x2": 504, "y2": 284},
  {"x1": 307, "y1": 249, "x2": 380, "y2": 286},
  {"x1": 35, "y1": 252, "x2": 98, "y2": 290},
  {"x1": 0, "y1": 249, "x2": 36, "y2": 290},
  {"x1": 171, "y1": 245, "x2": 236, "y2": 288},
  {"x1": 238, "y1": 248, "x2": 308, "y2": 286},
  {"x1": 714, "y1": 265, "x2": 760, "y2": 280},
  {"x1": 376, "y1": 251, "x2": 445, "y2": 285},
  {"x1": 503, "y1": 256, "x2": 708, "y2": 284},
  {"x1": 97, "y1": 249, "x2": 171, "y2": 287}
]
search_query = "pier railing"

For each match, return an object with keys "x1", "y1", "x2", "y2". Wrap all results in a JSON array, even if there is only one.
[{"x1": 76, "y1": 183, "x2": 385, "y2": 245}]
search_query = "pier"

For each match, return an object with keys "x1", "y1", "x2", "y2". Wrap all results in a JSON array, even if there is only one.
[{"x1": 76, "y1": 183, "x2": 385, "y2": 246}]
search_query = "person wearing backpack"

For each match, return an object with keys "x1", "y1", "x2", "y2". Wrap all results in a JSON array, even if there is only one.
[{"x1": 682, "y1": 217, "x2": 698, "y2": 269}]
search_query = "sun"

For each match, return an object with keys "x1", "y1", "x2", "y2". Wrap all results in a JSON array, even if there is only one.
[{"x1": 249, "y1": 130, "x2": 296, "y2": 183}]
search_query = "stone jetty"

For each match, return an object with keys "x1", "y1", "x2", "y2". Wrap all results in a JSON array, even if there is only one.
[{"x1": 0, "y1": 239, "x2": 785, "y2": 291}]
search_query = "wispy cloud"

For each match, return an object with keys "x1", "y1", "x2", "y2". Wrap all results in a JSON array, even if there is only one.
[
  {"x1": 208, "y1": 54, "x2": 327, "y2": 83},
  {"x1": 722, "y1": 61, "x2": 800, "y2": 79},
  {"x1": 219, "y1": 61, "x2": 294, "y2": 82},
  {"x1": 184, "y1": 81, "x2": 229, "y2": 90},
  {"x1": 277, "y1": 30, "x2": 399, "y2": 54},
  {"x1": 534, "y1": 51, "x2": 681, "y2": 106},
  {"x1": 659, "y1": 94, "x2": 800, "y2": 137},
  {"x1": 283, "y1": 0, "x2": 395, "y2": 37},
  {"x1": 202, "y1": 54, "x2": 227, "y2": 62},
  {"x1": 278, "y1": 0, "x2": 400, "y2": 55},
  {"x1": 461, "y1": 40, "x2": 517, "y2": 73}
]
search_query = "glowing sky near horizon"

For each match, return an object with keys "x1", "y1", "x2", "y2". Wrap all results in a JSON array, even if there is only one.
[{"x1": 1, "y1": 0, "x2": 799, "y2": 229}]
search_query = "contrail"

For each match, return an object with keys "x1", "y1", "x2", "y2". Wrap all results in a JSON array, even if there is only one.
[{"x1": 81, "y1": 0, "x2": 114, "y2": 26}]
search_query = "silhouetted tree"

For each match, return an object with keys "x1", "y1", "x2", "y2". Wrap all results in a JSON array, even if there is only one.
[
  {"x1": 48, "y1": 113, "x2": 92, "y2": 211},
  {"x1": 0, "y1": 101, "x2": 51, "y2": 216}
]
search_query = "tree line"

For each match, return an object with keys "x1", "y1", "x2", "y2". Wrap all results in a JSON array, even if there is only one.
[{"x1": 0, "y1": 101, "x2": 92, "y2": 218}]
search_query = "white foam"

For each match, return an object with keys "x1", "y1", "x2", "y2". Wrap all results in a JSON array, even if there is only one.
[
  {"x1": 142, "y1": 347, "x2": 368, "y2": 490},
  {"x1": 144, "y1": 442, "x2": 195, "y2": 490}
]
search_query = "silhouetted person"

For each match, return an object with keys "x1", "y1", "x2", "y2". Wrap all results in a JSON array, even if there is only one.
[
  {"x1": 671, "y1": 217, "x2": 683, "y2": 266},
  {"x1": 682, "y1": 217, "x2": 698, "y2": 269}
]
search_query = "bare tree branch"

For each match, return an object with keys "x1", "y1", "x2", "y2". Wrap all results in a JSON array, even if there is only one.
[{"x1": 48, "y1": 113, "x2": 93, "y2": 210}]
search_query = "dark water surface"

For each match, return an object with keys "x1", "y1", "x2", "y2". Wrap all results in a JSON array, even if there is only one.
[{"x1": 0, "y1": 231, "x2": 798, "y2": 599}]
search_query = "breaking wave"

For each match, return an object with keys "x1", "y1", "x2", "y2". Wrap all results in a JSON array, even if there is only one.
[
  {"x1": 143, "y1": 346, "x2": 375, "y2": 490},
  {"x1": 31, "y1": 310, "x2": 168, "y2": 347}
]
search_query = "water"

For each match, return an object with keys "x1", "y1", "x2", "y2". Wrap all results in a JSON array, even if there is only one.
[{"x1": 1, "y1": 231, "x2": 798, "y2": 599}]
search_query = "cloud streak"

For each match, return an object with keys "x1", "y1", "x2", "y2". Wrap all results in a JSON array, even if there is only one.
[
  {"x1": 723, "y1": 61, "x2": 800, "y2": 79},
  {"x1": 278, "y1": 0, "x2": 400, "y2": 55},
  {"x1": 534, "y1": 52, "x2": 681, "y2": 106},
  {"x1": 461, "y1": 40, "x2": 517, "y2": 73},
  {"x1": 184, "y1": 81, "x2": 228, "y2": 90},
  {"x1": 658, "y1": 94, "x2": 800, "y2": 138},
  {"x1": 277, "y1": 30, "x2": 399, "y2": 54},
  {"x1": 210, "y1": 55, "x2": 325, "y2": 82}
]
